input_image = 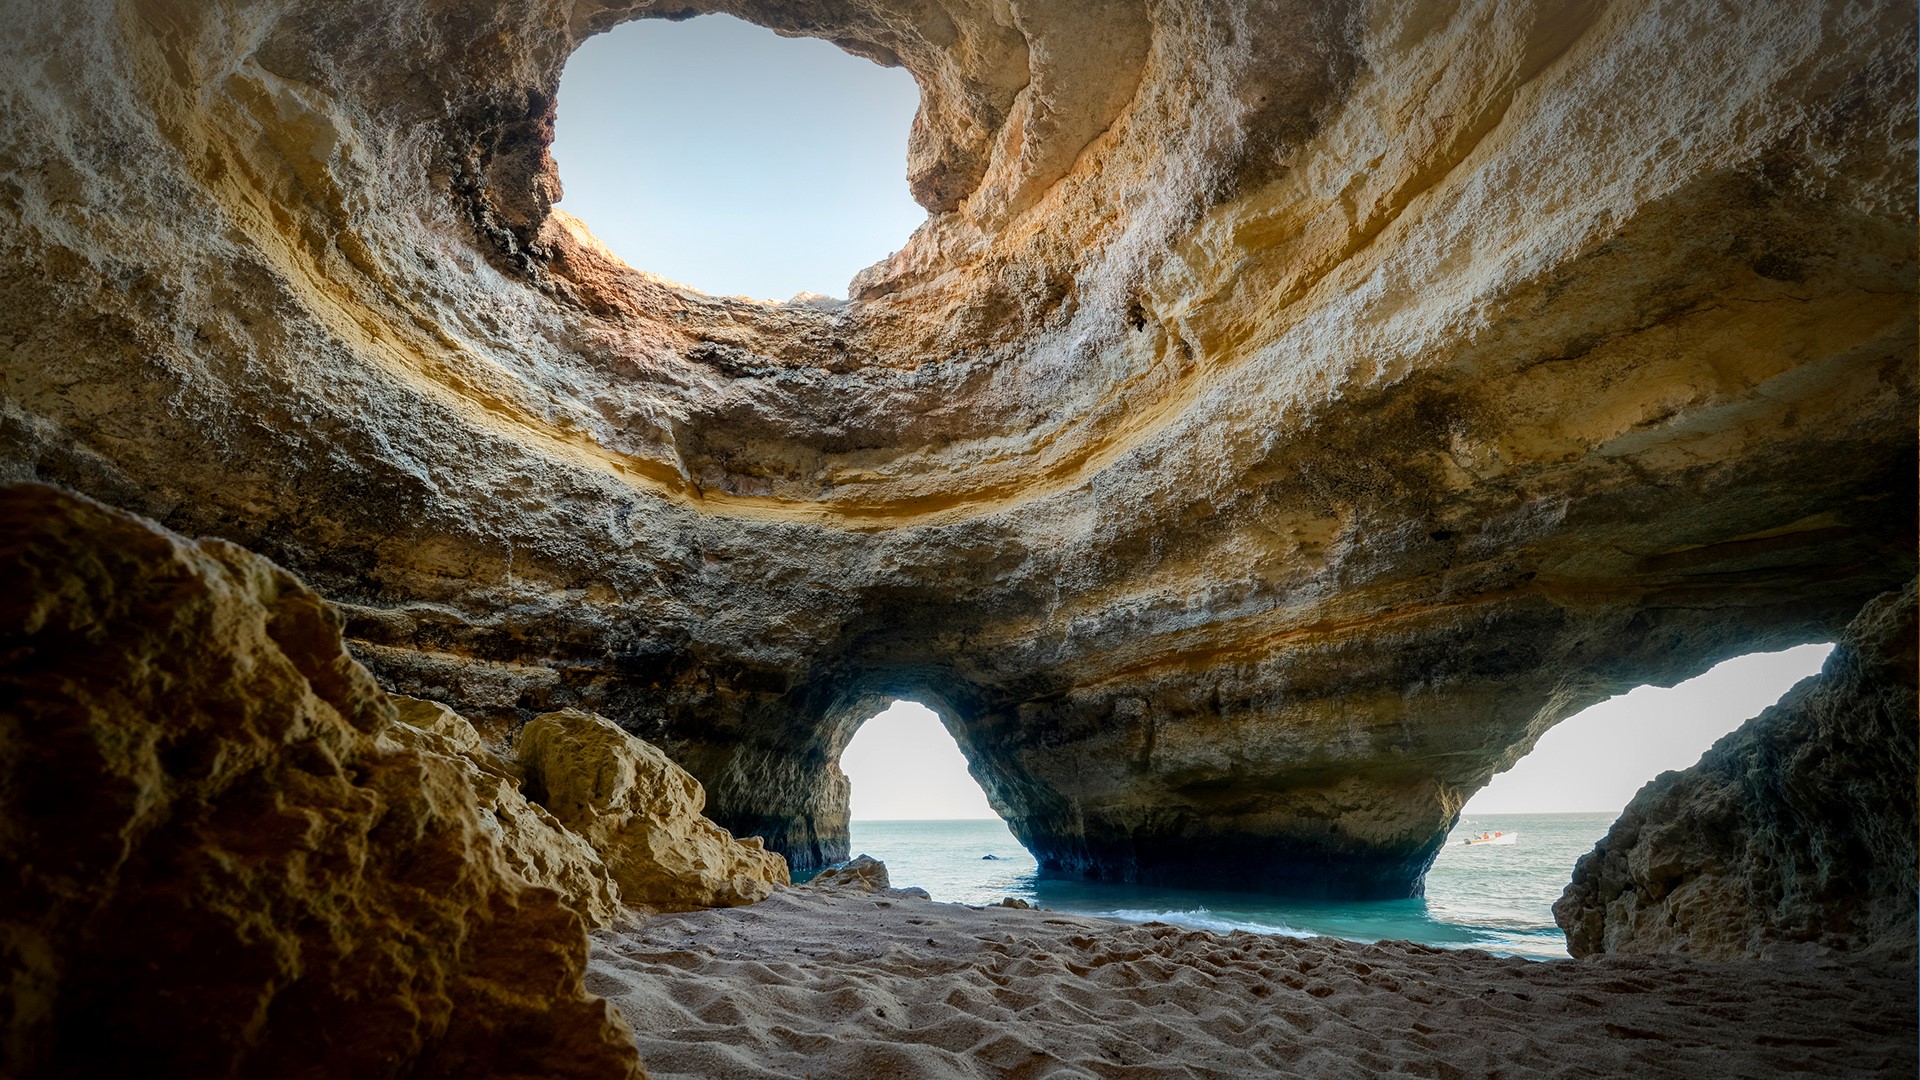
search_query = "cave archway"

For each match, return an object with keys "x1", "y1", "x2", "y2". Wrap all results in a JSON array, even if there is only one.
[
  {"x1": 1459, "y1": 643, "x2": 1837, "y2": 819},
  {"x1": 1424, "y1": 644, "x2": 1838, "y2": 937},
  {"x1": 824, "y1": 699, "x2": 1040, "y2": 894},
  {"x1": 839, "y1": 699, "x2": 998, "y2": 822}
]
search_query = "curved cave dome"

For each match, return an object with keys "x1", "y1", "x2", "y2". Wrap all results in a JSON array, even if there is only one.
[
  {"x1": 2, "y1": 0, "x2": 1911, "y2": 901},
  {"x1": 549, "y1": 14, "x2": 926, "y2": 301},
  {"x1": 1, "y1": 0, "x2": 1916, "y2": 1070}
]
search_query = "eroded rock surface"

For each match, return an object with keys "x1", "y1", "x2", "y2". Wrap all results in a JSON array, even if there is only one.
[
  {"x1": 1554, "y1": 582, "x2": 1919, "y2": 960},
  {"x1": 809, "y1": 854, "x2": 894, "y2": 891},
  {"x1": 519, "y1": 709, "x2": 790, "y2": 910},
  {"x1": 0, "y1": 484, "x2": 642, "y2": 1079},
  {"x1": 388, "y1": 695, "x2": 628, "y2": 927},
  {"x1": 0, "y1": 0, "x2": 1913, "y2": 894}
]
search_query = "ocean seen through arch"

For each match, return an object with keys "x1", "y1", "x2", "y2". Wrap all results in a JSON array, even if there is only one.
[{"x1": 833, "y1": 648, "x2": 1833, "y2": 958}]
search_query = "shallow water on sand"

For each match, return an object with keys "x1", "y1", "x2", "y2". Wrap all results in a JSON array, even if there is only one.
[{"x1": 834, "y1": 812, "x2": 1615, "y2": 959}]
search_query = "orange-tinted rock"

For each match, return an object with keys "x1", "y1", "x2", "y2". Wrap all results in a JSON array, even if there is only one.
[
  {"x1": 1555, "y1": 582, "x2": 1919, "y2": 960},
  {"x1": 0, "y1": 484, "x2": 642, "y2": 1079},
  {"x1": 517, "y1": 709, "x2": 790, "y2": 911},
  {"x1": 388, "y1": 695, "x2": 626, "y2": 928},
  {"x1": 0, "y1": 0, "x2": 1911, "y2": 897}
]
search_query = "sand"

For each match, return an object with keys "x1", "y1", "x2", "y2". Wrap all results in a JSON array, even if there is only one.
[{"x1": 586, "y1": 887, "x2": 1915, "y2": 1079}]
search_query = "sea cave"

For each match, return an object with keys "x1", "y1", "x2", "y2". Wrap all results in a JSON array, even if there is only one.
[{"x1": 1, "y1": 0, "x2": 1914, "y2": 1076}]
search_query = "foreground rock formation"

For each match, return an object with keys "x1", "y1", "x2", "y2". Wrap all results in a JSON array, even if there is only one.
[
  {"x1": 1555, "y1": 582, "x2": 1918, "y2": 960},
  {"x1": 519, "y1": 709, "x2": 789, "y2": 910},
  {"x1": 1, "y1": 0, "x2": 1913, "y2": 895},
  {"x1": 0, "y1": 484, "x2": 780, "y2": 1077},
  {"x1": 0, "y1": 484, "x2": 642, "y2": 1079}
]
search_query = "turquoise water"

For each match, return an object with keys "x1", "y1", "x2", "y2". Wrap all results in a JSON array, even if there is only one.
[{"x1": 842, "y1": 812, "x2": 1616, "y2": 959}]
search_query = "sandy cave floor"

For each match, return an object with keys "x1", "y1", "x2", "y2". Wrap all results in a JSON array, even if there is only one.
[{"x1": 585, "y1": 887, "x2": 1916, "y2": 1079}]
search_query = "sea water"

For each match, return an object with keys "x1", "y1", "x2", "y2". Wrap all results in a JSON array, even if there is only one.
[{"x1": 838, "y1": 813, "x2": 1616, "y2": 959}]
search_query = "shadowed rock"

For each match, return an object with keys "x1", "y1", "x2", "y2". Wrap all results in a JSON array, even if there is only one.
[
  {"x1": 1555, "y1": 581, "x2": 1919, "y2": 960},
  {"x1": 0, "y1": 483, "x2": 644, "y2": 1079}
]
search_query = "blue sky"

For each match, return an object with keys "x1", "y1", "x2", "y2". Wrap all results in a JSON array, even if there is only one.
[{"x1": 552, "y1": 14, "x2": 926, "y2": 300}]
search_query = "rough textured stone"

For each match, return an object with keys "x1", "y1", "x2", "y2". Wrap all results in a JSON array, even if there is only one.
[
  {"x1": 0, "y1": 0, "x2": 1913, "y2": 895},
  {"x1": 518, "y1": 709, "x2": 790, "y2": 911},
  {"x1": 1554, "y1": 582, "x2": 1919, "y2": 961},
  {"x1": 388, "y1": 695, "x2": 626, "y2": 927},
  {"x1": 0, "y1": 484, "x2": 642, "y2": 1079}
]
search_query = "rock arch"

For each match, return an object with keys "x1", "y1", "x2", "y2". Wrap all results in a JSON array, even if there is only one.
[{"x1": 1, "y1": 0, "x2": 1912, "y2": 899}]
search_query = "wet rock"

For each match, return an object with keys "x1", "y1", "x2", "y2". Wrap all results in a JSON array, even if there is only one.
[
  {"x1": 0, "y1": 484, "x2": 642, "y2": 1079},
  {"x1": 517, "y1": 709, "x2": 790, "y2": 911},
  {"x1": 1555, "y1": 582, "x2": 1919, "y2": 960}
]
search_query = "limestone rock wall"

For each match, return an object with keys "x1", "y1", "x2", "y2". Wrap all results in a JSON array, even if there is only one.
[
  {"x1": 1554, "y1": 582, "x2": 1918, "y2": 961},
  {"x1": 0, "y1": 484, "x2": 642, "y2": 1079},
  {"x1": 0, "y1": 0, "x2": 1913, "y2": 892}
]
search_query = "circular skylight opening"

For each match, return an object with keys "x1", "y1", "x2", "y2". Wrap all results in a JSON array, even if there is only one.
[{"x1": 552, "y1": 14, "x2": 927, "y2": 303}]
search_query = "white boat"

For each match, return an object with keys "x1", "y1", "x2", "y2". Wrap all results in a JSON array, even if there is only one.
[{"x1": 1461, "y1": 830, "x2": 1517, "y2": 846}]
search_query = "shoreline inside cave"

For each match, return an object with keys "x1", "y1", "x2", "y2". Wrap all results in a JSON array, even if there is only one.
[
  {"x1": 828, "y1": 813, "x2": 1618, "y2": 959},
  {"x1": 588, "y1": 884, "x2": 1919, "y2": 1079}
]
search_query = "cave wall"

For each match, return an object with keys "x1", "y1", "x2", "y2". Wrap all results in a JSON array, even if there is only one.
[{"x1": 0, "y1": 0, "x2": 1913, "y2": 891}]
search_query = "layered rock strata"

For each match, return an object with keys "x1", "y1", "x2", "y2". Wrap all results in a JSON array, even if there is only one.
[
  {"x1": 0, "y1": 0, "x2": 1913, "y2": 894},
  {"x1": 1554, "y1": 582, "x2": 1918, "y2": 960}
]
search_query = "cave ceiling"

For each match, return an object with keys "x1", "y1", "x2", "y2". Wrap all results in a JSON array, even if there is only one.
[{"x1": 0, "y1": 0, "x2": 1912, "y2": 892}]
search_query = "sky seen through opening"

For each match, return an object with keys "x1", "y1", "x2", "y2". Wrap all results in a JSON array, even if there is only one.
[
  {"x1": 552, "y1": 14, "x2": 926, "y2": 301},
  {"x1": 840, "y1": 644, "x2": 1834, "y2": 821}
]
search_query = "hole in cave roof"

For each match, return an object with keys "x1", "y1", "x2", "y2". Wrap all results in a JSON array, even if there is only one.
[{"x1": 551, "y1": 14, "x2": 927, "y2": 304}]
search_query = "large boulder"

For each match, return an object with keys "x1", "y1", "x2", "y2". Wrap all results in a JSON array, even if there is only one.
[
  {"x1": 517, "y1": 709, "x2": 789, "y2": 911},
  {"x1": 0, "y1": 482, "x2": 643, "y2": 1078},
  {"x1": 387, "y1": 695, "x2": 626, "y2": 928},
  {"x1": 1554, "y1": 582, "x2": 1918, "y2": 960},
  {"x1": 809, "y1": 854, "x2": 893, "y2": 891}
]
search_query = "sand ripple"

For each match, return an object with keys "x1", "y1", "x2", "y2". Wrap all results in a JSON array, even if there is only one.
[{"x1": 589, "y1": 888, "x2": 1914, "y2": 1078}]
